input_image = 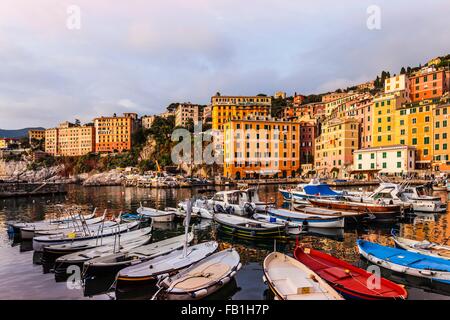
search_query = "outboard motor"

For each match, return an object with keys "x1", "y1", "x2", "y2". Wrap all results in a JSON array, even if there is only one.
[
  {"x1": 214, "y1": 204, "x2": 226, "y2": 213},
  {"x1": 225, "y1": 206, "x2": 235, "y2": 215},
  {"x1": 244, "y1": 203, "x2": 256, "y2": 217}
]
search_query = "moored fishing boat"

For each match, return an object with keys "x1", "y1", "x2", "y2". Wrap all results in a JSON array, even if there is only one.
[
  {"x1": 357, "y1": 239, "x2": 450, "y2": 285},
  {"x1": 294, "y1": 246, "x2": 407, "y2": 300},
  {"x1": 32, "y1": 221, "x2": 141, "y2": 252},
  {"x1": 137, "y1": 205, "x2": 176, "y2": 222},
  {"x1": 213, "y1": 213, "x2": 287, "y2": 240},
  {"x1": 41, "y1": 225, "x2": 153, "y2": 264},
  {"x1": 263, "y1": 251, "x2": 343, "y2": 300},
  {"x1": 279, "y1": 179, "x2": 348, "y2": 204},
  {"x1": 392, "y1": 233, "x2": 450, "y2": 260},
  {"x1": 267, "y1": 208, "x2": 345, "y2": 228},
  {"x1": 308, "y1": 198, "x2": 401, "y2": 221},
  {"x1": 155, "y1": 248, "x2": 241, "y2": 300},
  {"x1": 115, "y1": 241, "x2": 219, "y2": 292},
  {"x1": 30, "y1": 220, "x2": 118, "y2": 239},
  {"x1": 81, "y1": 232, "x2": 194, "y2": 279}
]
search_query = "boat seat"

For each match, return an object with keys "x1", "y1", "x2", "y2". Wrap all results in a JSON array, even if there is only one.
[
  {"x1": 173, "y1": 263, "x2": 230, "y2": 291},
  {"x1": 270, "y1": 267, "x2": 315, "y2": 295},
  {"x1": 387, "y1": 254, "x2": 424, "y2": 266},
  {"x1": 321, "y1": 267, "x2": 351, "y2": 280}
]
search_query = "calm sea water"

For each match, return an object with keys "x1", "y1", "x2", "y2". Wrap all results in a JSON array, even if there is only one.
[{"x1": 0, "y1": 184, "x2": 449, "y2": 300}]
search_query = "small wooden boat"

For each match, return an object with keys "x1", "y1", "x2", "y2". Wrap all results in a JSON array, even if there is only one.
[
  {"x1": 54, "y1": 230, "x2": 153, "y2": 279},
  {"x1": 115, "y1": 241, "x2": 218, "y2": 292},
  {"x1": 119, "y1": 212, "x2": 151, "y2": 223},
  {"x1": 81, "y1": 232, "x2": 194, "y2": 279},
  {"x1": 41, "y1": 225, "x2": 153, "y2": 264},
  {"x1": 252, "y1": 213, "x2": 303, "y2": 235},
  {"x1": 294, "y1": 246, "x2": 407, "y2": 300},
  {"x1": 213, "y1": 213, "x2": 287, "y2": 240},
  {"x1": 32, "y1": 221, "x2": 141, "y2": 252},
  {"x1": 8, "y1": 208, "x2": 98, "y2": 234},
  {"x1": 263, "y1": 252, "x2": 343, "y2": 300},
  {"x1": 308, "y1": 198, "x2": 401, "y2": 221},
  {"x1": 20, "y1": 214, "x2": 111, "y2": 240},
  {"x1": 267, "y1": 208, "x2": 345, "y2": 228},
  {"x1": 392, "y1": 234, "x2": 450, "y2": 260},
  {"x1": 137, "y1": 205, "x2": 176, "y2": 222},
  {"x1": 294, "y1": 205, "x2": 364, "y2": 218},
  {"x1": 156, "y1": 248, "x2": 241, "y2": 300},
  {"x1": 357, "y1": 239, "x2": 450, "y2": 285}
]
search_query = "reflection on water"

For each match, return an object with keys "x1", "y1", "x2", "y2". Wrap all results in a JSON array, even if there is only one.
[{"x1": 0, "y1": 185, "x2": 449, "y2": 300}]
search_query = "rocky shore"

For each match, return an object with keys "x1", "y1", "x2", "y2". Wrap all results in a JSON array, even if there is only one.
[{"x1": 0, "y1": 160, "x2": 125, "y2": 186}]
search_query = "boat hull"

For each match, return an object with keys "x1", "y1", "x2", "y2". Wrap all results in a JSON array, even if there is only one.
[{"x1": 268, "y1": 210, "x2": 344, "y2": 229}]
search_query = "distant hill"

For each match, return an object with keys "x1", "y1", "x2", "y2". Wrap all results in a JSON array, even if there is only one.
[{"x1": 0, "y1": 127, "x2": 45, "y2": 139}]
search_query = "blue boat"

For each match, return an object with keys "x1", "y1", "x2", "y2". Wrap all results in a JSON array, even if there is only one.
[
  {"x1": 279, "y1": 179, "x2": 345, "y2": 204},
  {"x1": 357, "y1": 239, "x2": 450, "y2": 285}
]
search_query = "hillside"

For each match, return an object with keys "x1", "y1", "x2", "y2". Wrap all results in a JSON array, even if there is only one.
[{"x1": 0, "y1": 127, "x2": 45, "y2": 139}]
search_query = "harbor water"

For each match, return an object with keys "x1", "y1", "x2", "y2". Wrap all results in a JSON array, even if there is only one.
[{"x1": 0, "y1": 184, "x2": 449, "y2": 300}]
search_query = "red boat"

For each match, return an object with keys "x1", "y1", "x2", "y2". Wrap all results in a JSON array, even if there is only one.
[{"x1": 293, "y1": 246, "x2": 408, "y2": 300}]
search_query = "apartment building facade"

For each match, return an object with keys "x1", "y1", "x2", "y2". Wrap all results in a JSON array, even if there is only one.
[
  {"x1": 44, "y1": 122, "x2": 95, "y2": 156},
  {"x1": 93, "y1": 113, "x2": 136, "y2": 153}
]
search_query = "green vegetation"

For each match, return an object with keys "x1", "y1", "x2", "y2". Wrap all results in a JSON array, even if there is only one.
[{"x1": 271, "y1": 97, "x2": 287, "y2": 117}]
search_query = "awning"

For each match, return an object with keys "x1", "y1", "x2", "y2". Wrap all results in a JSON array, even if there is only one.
[
  {"x1": 244, "y1": 170, "x2": 255, "y2": 173},
  {"x1": 259, "y1": 169, "x2": 281, "y2": 175},
  {"x1": 348, "y1": 169, "x2": 381, "y2": 174}
]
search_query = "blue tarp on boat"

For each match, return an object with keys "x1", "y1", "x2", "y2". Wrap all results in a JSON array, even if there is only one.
[
  {"x1": 303, "y1": 184, "x2": 341, "y2": 196},
  {"x1": 357, "y1": 240, "x2": 450, "y2": 271}
]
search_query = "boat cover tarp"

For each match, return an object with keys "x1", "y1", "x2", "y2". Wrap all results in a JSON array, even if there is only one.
[
  {"x1": 357, "y1": 240, "x2": 450, "y2": 271},
  {"x1": 304, "y1": 184, "x2": 341, "y2": 196}
]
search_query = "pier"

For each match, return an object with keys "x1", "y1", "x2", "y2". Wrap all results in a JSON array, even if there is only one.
[{"x1": 0, "y1": 182, "x2": 67, "y2": 199}]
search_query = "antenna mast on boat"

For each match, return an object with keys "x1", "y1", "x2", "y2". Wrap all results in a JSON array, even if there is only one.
[{"x1": 182, "y1": 198, "x2": 193, "y2": 258}]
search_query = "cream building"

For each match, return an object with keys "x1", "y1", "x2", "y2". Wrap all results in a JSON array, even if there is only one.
[
  {"x1": 384, "y1": 74, "x2": 410, "y2": 98},
  {"x1": 353, "y1": 145, "x2": 416, "y2": 177},
  {"x1": 45, "y1": 122, "x2": 95, "y2": 156},
  {"x1": 141, "y1": 115, "x2": 156, "y2": 129},
  {"x1": 175, "y1": 103, "x2": 202, "y2": 127}
]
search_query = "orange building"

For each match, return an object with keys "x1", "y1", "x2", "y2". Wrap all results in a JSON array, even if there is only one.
[
  {"x1": 223, "y1": 117, "x2": 300, "y2": 179},
  {"x1": 94, "y1": 113, "x2": 137, "y2": 153},
  {"x1": 409, "y1": 67, "x2": 449, "y2": 102},
  {"x1": 433, "y1": 100, "x2": 450, "y2": 172}
]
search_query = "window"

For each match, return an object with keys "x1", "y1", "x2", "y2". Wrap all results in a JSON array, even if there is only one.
[
  {"x1": 397, "y1": 151, "x2": 401, "y2": 157},
  {"x1": 424, "y1": 137, "x2": 430, "y2": 144},
  {"x1": 358, "y1": 154, "x2": 362, "y2": 160},
  {"x1": 382, "y1": 152, "x2": 387, "y2": 158},
  {"x1": 435, "y1": 144, "x2": 440, "y2": 151},
  {"x1": 400, "y1": 120, "x2": 405, "y2": 126},
  {"x1": 424, "y1": 149, "x2": 429, "y2": 156},
  {"x1": 400, "y1": 139, "x2": 405, "y2": 145},
  {"x1": 371, "y1": 163, "x2": 375, "y2": 169},
  {"x1": 377, "y1": 136, "x2": 381, "y2": 142},
  {"x1": 382, "y1": 162, "x2": 387, "y2": 169},
  {"x1": 397, "y1": 162, "x2": 401, "y2": 168},
  {"x1": 371, "y1": 153, "x2": 375, "y2": 159},
  {"x1": 444, "y1": 144, "x2": 448, "y2": 150},
  {"x1": 412, "y1": 138, "x2": 417, "y2": 145},
  {"x1": 358, "y1": 164, "x2": 362, "y2": 169}
]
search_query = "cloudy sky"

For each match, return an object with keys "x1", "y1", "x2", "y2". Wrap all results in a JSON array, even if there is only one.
[{"x1": 0, "y1": 0, "x2": 449, "y2": 129}]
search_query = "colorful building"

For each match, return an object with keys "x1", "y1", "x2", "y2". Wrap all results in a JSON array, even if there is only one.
[
  {"x1": 299, "y1": 120, "x2": 317, "y2": 165},
  {"x1": 315, "y1": 118, "x2": 359, "y2": 178},
  {"x1": 211, "y1": 95, "x2": 272, "y2": 132},
  {"x1": 93, "y1": 113, "x2": 137, "y2": 153},
  {"x1": 409, "y1": 67, "x2": 449, "y2": 102},
  {"x1": 324, "y1": 93, "x2": 358, "y2": 116},
  {"x1": 141, "y1": 115, "x2": 156, "y2": 129},
  {"x1": 432, "y1": 100, "x2": 450, "y2": 172},
  {"x1": 175, "y1": 103, "x2": 202, "y2": 127},
  {"x1": 321, "y1": 92, "x2": 350, "y2": 103},
  {"x1": 223, "y1": 117, "x2": 300, "y2": 179},
  {"x1": 44, "y1": 122, "x2": 95, "y2": 156},
  {"x1": 352, "y1": 145, "x2": 416, "y2": 178},
  {"x1": 0, "y1": 138, "x2": 17, "y2": 150},
  {"x1": 372, "y1": 92, "x2": 408, "y2": 147},
  {"x1": 385, "y1": 74, "x2": 410, "y2": 96},
  {"x1": 395, "y1": 99, "x2": 436, "y2": 170},
  {"x1": 28, "y1": 129, "x2": 45, "y2": 144}
]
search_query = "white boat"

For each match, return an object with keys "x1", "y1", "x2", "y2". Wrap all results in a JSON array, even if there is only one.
[
  {"x1": 263, "y1": 252, "x2": 343, "y2": 300},
  {"x1": 32, "y1": 221, "x2": 141, "y2": 252},
  {"x1": 20, "y1": 210, "x2": 109, "y2": 240},
  {"x1": 54, "y1": 229, "x2": 153, "y2": 277},
  {"x1": 392, "y1": 233, "x2": 450, "y2": 260},
  {"x1": 252, "y1": 213, "x2": 302, "y2": 235},
  {"x1": 81, "y1": 232, "x2": 195, "y2": 279},
  {"x1": 279, "y1": 179, "x2": 347, "y2": 204},
  {"x1": 346, "y1": 182, "x2": 446, "y2": 213},
  {"x1": 137, "y1": 204, "x2": 176, "y2": 222},
  {"x1": 42, "y1": 225, "x2": 154, "y2": 262},
  {"x1": 207, "y1": 190, "x2": 256, "y2": 216},
  {"x1": 9, "y1": 208, "x2": 98, "y2": 235},
  {"x1": 30, "y1": 220, "x2": 118, "y2": 239},
  {"x1": 116, "y1": 241, "x2": 219, "y2": 289},
  {"x1": 178, "y1": 199, "x2": 214, "y2": 219},
  {"x1": 267, "y1": 208, "x2": 345, "y2": 229},
  {"x1": 157, "y1": 248, "x2": 241, "y2": 300}
]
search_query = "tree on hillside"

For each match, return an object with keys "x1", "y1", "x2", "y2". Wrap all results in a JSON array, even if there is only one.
[{"x1": 400, "y1": 67, "x2": 406, "y2": 74}]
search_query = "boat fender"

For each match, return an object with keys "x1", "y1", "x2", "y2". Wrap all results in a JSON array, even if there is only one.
[
  {"x1": 219, "y1": 276, "x2": 231, "y2": 285},
  {"x1": 236, "y1": 263, "x2": 242, "y2": 271},
  {"x1": 262, "y1": 275, "x2": 267, "y2": 284},
  {"x1": 191, "y1": 289, "x2": 208, "y2": 299},
  {"x1": 229, "y1": 271, "x2": 236, "y2": 278}
]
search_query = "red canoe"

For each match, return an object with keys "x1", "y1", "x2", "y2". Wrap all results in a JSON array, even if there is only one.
[{"x1": 293, "y1": 246, "x2": 408, "y2": 300}]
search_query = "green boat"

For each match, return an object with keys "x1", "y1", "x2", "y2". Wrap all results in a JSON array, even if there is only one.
[{"x1": 213, "y1": 213, "x2": 287, "y2": 240}]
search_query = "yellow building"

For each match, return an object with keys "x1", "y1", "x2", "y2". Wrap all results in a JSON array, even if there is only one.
[
  {"x1": 315, "y1": 118, "x2": 359, "y2": 178},
  {"x1": 28, "y1": 129, "x2": 45, "y2": 143},
  {"x1": 211, "y1": 95, "x2": 272, "y2": 131},
  {"x1": 94, "y1": 113, "x2": 137, "y2": 153},
  {"x1": 433, "y1": 99, "x2": 450, "y2": 172},
  {"x1": 324, "y1": 93, "x2": 358, "y2": 116},
  {"x1": 223, "y1": 117, "x2": 300, "y2": 179},
  {"x1": 45, "y1": 122, "x2": 95, "y2": 156},
  {"x1": 372, "y1": 92, "x2": 408, "y2": 147}
]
